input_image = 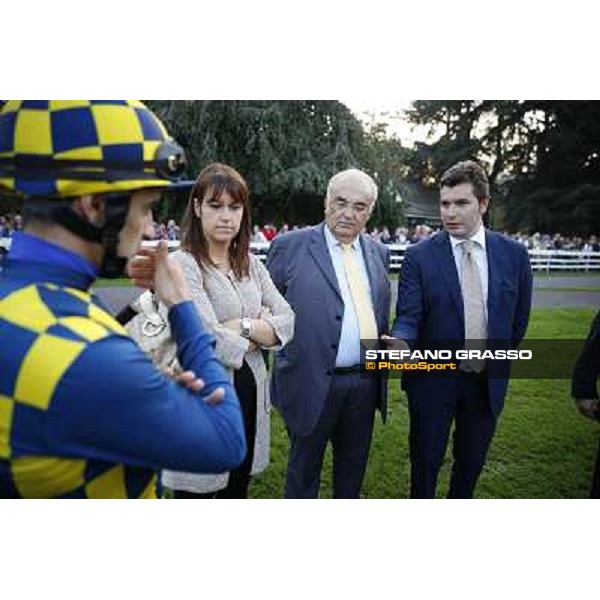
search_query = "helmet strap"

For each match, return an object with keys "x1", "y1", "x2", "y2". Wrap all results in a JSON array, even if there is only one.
[
  {"x1": 98, "y1": 195, "x2": 132, "y2": 279},
  {"x1": 52, "y1": 204, "x2": 103, "y2": 243},
  {"x1": 52, "y1": 194, "x2": 132, "y2": 278}
]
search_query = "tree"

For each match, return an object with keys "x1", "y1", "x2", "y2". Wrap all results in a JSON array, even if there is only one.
[
  {"x1": 405, "y1": 100, "x2": 600, "y2": 234},
  {"x1": 358, "y1": 120, "x2": 412, "y2": 230},
  {"x1": 145, "y1": 101, "x2": 365, "y2": 226}
]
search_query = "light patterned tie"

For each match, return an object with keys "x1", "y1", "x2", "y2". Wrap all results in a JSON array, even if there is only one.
[
  {"x1": 341, "y1": 243, "x2": 379, "y2": 342},
  {"x1": 460, "y1": 239, "x2": 487, "y2": 373}
]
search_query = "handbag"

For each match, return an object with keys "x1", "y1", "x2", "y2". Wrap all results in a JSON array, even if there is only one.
[{"x1": 125, "y1": 290, "x2": 179, "y2": 370}]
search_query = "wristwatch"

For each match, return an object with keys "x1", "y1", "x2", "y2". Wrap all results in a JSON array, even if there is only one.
[{"x1": 240, "y1": 317, "x2": 253, "y2": 339}]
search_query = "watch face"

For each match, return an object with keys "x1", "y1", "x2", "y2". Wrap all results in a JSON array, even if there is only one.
[{"x1": 241, "y1": 318, "x2": 252, "y2": 337}]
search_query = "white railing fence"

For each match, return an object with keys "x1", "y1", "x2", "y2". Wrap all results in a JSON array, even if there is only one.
[{"x1": 2, "y1": 238, "x2": 600, "y2": 272}]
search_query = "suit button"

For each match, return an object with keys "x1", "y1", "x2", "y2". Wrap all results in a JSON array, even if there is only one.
[
  {"x1": 331, "y1": 344, "x2": 337, "y2": 350},
  {"x1": 335, "y1": 315, "x2": 342, "y2": 321},
  {"x1": 326, "y1": 370, "x2": 333, "y2": 376}
]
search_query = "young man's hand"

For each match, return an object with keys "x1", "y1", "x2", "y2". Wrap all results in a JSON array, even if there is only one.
[{"x1": 576, "y1": 398, "x2": 600, "y2": 423}]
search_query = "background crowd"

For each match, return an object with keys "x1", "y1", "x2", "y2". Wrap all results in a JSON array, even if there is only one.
[
  {"x1": 3, "y1": 212, "x2": 598, "y2": 255},
  {"x1": 0, "y1": 213, "x2": 22, "y2": 237}
]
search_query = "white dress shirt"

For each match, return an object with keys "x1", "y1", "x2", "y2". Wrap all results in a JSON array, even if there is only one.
[
  {"x1": 324, "y1": 225, "x2": 374, "y2": 367},
  {"x1": 449, "y1": 225, "x2": 489, "y2": 319}
]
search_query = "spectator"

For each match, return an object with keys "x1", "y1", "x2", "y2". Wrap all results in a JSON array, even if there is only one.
[
  {"x1": 167, "y1": 219, "x2": 180, "y2": 241},
  {"x1": 13, "y1": 214, "x2": 22, "y2": 231},
  {"x1": 380, "y1": 226, "x2": 396, "y2": 244},
  {"x1": 262, "y1": 223, "x2": 277, "y2": 242},
  {"x1": 395, "y1": 227, "x2": 408, "y2": 244},
  {"x1": 155, "y1": 221, "x2": 168, "y2": 240},
  {"x1": 251, "y1": 224, "x2": 267, "y2": 243}
]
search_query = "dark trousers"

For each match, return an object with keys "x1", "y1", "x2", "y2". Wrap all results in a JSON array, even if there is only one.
[
  {"x1": 284, "y1": 372, "x2": 377, "y2": 499},
  {"x1": 173, "y1": 361, "x2": 257, "y2": 499},
  {"x1": 408, "y1": 373, "x2": 497, "y2": 499}
]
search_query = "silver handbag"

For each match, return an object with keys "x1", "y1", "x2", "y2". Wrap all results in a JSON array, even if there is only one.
[{"x1": 125, "y1": 291, "x2": 179, "y2": 370}]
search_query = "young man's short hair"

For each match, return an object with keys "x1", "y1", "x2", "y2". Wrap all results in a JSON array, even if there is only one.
[{"x1": 440, "y1": 160, "x2": 490, "y2": 201}]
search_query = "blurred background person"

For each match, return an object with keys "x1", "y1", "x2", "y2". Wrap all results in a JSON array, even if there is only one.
[
  {"x1": 167, "y1": 218, "x2": 180, "y2": 241},
  {"x1": 251, "y1": 224, "x2": 267, "y2": 243},
  {"x1": 572, "y1": 309, "x2": 600, "y2": 498}
]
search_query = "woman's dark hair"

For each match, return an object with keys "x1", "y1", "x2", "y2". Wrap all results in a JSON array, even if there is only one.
[{"x1": 180, "y1": 163, "x2": 251, "y2": 278}]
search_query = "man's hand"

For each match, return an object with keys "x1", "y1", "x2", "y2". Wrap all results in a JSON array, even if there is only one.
[
  {"x1": 575, "y1": 398, "x2": 600, "y2": 423},
  {"x1": 163, "y1": 365, "x2": 225, "y2": 406},
  {"x1": 127, "y1": 247, "x2": 156, "y2": 289},
  {"x1": 152, "y1": 241, "x2": 190, "y2": 308},
  {"x1": 380, "y1": 334, "x2": 417, "y2": 365},
  {"x1": 380, "y1": 334, "x2": 411, "y2": 353}
]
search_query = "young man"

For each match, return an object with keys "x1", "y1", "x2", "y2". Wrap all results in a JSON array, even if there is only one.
[
  {"x1": 0, "y1": 100, "x2": 245, "y2": 498},
  {"x1": 391, "y1": 160, "x2": 532, "y2": 498}
]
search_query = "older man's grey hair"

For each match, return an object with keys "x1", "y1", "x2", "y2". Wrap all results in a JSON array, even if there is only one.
[{"x1": 326, "y1": 169, "x2": 378, "y2": 203}]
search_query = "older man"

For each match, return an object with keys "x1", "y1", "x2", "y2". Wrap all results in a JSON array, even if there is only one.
[{"x1": 267, "y1": 169, "x2": 390, "y2": 498}]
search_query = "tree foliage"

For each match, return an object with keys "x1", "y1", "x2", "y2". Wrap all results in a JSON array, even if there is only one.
[
  {"x1": 405, "y1": 101, "x2": 600, "y2": 234},
  {"x1": 6, "y1": 100, "x2": 594, "y2": 236},
  {"x1": 145, "y1": 101, "x2": 366, "y2": 226},
  {"x1": 358, "y1": 121, "x2": 411, "y2": 229}
]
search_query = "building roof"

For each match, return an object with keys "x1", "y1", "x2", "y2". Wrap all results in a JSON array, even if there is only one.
[{"x1": 397, "y1": 181, "x2": 441, "y2": 222}]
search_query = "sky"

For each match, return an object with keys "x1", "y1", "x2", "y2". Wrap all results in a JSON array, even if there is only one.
[{"x1": 341, "y1": 100, "x2": 436, "y2": 147}]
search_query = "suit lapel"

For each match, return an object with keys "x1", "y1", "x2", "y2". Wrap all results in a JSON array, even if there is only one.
[
  {"x1": 308, "y1": 223, "x2": 343, "y2": 301},
  {"x1": 360, "y1": 234, "x2": 381, "y2": 316},
  {"x1": 485, "y1": 230, "x2": 500, "y2": 324},
  {"x1": 433, "y1": 231, "x2": 464, "y2": 320}
]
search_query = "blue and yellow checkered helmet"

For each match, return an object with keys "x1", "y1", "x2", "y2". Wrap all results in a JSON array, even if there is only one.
[{"x1": 0, "y1": 100, "x2": 186, "y2": 198}]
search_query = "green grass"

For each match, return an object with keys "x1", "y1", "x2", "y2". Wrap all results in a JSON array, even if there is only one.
[
  {"x1": 535, "y1": 271, "x2": 600, "y2": 277},
  {"x1": 92, "y1": 278, "x2": 133, "y2": 288},
  {"x1": 95, "y1": 273, "x2": 600, "y2": 288},
  {"x1": 249, "y1": 307, "x2": 599, "y2": 498},
  {"x1": 536, "y1": 287, "x2": 600, "y2": 293},
  {"x1": 389, "y1": 272, "x2": 600, "y2": 283}
]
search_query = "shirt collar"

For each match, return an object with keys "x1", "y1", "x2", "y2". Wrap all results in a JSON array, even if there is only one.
[
  {"x1": 449, "y1": 224, "x2": 486, "y2": 250},
  {"x1": 324, "y1": 223, "x2": 360, "y2": 252},
  {"x1": 8, "y1": 231, "x2": 99, "y2": 282}
]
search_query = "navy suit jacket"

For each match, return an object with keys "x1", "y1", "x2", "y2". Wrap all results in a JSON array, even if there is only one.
[
  {"x1": 391, "y1": 229, "x2": 533, "y2": 416},
  {"x1": 266, "y1": 223, "x2": 391, "y2": 436},
  {"x1": 571, "y1": 309, "x2": 600, "y2": 400}
]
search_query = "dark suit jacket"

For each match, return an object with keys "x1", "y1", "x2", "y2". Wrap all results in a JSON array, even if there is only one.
[
  {"x1": 391, "y1": 229, "x2": 533, "y2": 416},
  {"x1": 571, "y1": 309, "x2": 600, "y2": 400},
  {"x1": 266, "y1": 223, "x2": 391, "y2": 436}
]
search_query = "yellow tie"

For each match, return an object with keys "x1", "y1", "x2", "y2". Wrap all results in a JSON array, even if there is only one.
[{"x1": 341, "y1": 243, "x2": 378, "y2": 341}]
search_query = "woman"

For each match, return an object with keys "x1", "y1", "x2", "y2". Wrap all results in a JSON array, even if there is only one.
[{"x1": 162, "y1": 163, "x2": 294, "y2": 498}]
